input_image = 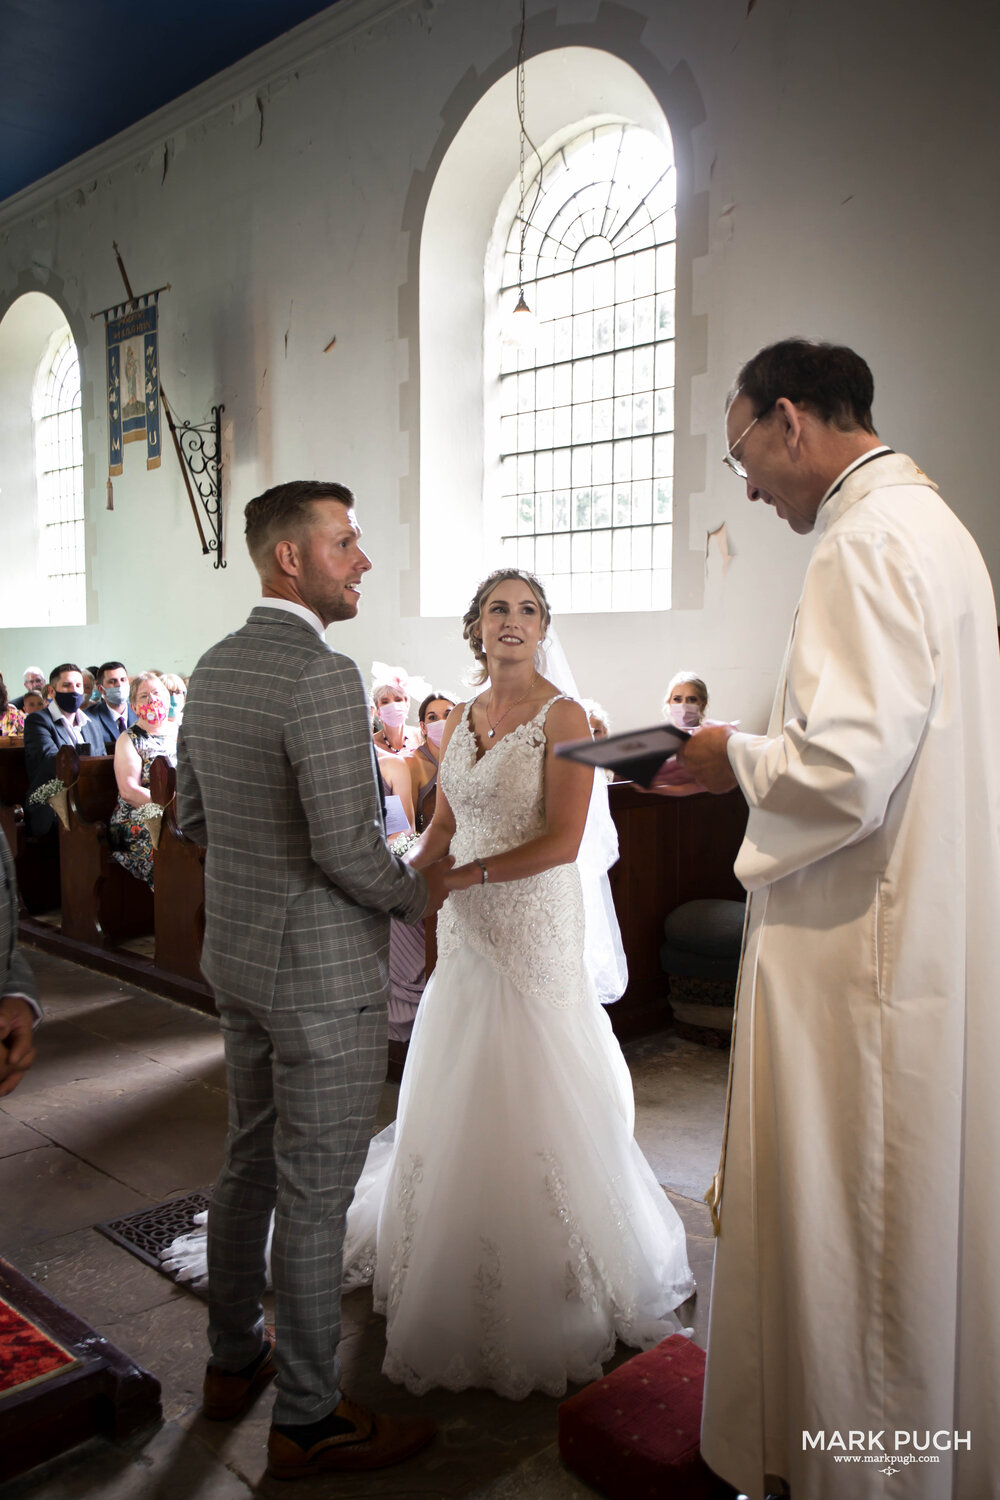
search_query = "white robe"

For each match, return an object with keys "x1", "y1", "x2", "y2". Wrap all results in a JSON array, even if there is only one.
[{"x1": 701, "y1": 453, "x2": 1000, "y2": 1500}]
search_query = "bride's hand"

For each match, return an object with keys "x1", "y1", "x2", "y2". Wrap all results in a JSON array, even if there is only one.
[{"x1": 444, "y1": 862, "x2": 483, "y2": 892}]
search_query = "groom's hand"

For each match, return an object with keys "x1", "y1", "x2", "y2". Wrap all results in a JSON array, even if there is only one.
[
  {"x1": 420, "y1": 856, "x2": 455, "y2": 917},
  {"x1": 0, "y1": 996, "x2": 37, "y2": 1098}
]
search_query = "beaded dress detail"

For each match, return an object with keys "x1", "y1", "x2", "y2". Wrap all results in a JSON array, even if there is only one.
[
  {"x1": 436, "y1": 698, "x2": 585, "y2": 1006},
  {"x1": 342, "y1": 692, "x2": 695, "y2": 1399}
]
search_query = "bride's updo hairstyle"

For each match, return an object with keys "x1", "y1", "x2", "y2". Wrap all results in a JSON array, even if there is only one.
[{"x1": 462, "y1": 568, "x2": 552, "y2": 686}]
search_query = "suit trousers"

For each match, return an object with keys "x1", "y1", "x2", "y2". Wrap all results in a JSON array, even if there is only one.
[{"x1": 207, "y1": 985, "x2": 386, "y2": 1425}]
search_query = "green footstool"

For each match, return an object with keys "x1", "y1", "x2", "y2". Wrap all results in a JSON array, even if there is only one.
[{"x1": 660, "y1": 898, "x2": 746, "y2": 1046}]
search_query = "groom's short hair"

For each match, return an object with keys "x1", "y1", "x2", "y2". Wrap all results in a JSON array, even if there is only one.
[{"x1": 245, "y1": 480, "x2": 355, "y2": 572}]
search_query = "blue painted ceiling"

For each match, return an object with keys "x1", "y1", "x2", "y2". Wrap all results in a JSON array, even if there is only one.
[{"x1": 0, "y1": 0, "x2": 341, "y2": 203}]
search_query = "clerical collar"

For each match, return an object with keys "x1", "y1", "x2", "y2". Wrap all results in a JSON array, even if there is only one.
[
  {"x1": 258, "y1": 596, "x2": 325, "y2": 637},
  {"x1": 819, "y1": 446, "x2": 894, "y2": 509}
]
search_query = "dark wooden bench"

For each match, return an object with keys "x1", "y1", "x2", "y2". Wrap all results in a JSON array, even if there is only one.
[
  {"x1": 148, "y1": 756, "x2": 207, "y2": 984},
  {"x1": 0, "y1": 743, "x2": 61, "y2": 916},
  {"x1": 605, "y1": 782, "x2": 748, "y2": 1038},
  {"x1": 54, "y1": 745, "x2": 154, "y2": 947}
]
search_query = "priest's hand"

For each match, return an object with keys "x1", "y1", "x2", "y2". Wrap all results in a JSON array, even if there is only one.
[
  {"x1": 0, "y1": 996, "x2": 37, "y2": 1098},
  {"x1": 645, "y1": 757, "x2": 706, "y2": 798},
  {"x1": 677, "y1": 724, "x2": 738, "y2": 793}
]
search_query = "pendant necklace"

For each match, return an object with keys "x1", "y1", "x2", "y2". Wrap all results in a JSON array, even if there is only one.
[{"x1": 485, "y1": 674, "x2": 537, "y2": 739}]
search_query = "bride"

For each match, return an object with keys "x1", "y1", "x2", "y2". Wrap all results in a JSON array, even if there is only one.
[
  {"x1": 341, "y1": 567, "x2": 695, "y2": 1398},
  {"x1": 164, "y1": 566, "x2": 695, "y2": 1398}
]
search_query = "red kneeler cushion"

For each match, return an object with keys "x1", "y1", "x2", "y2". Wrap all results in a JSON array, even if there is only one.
[{"x1": 558, "y1": 1335, "x2": 735, "y2": 1499}]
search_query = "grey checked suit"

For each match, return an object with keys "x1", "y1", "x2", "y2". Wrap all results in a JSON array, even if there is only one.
[
  {"x1": 2, "y1": 830, "x2": 39, "y2": 1016},
  {"x1": 177, "y1": 605, "x2": 427, "y2": 1424}
]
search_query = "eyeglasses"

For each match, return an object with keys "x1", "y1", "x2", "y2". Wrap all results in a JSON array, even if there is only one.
[{"x1": 722, "y1": 415, "x2": 761, "y2": 479}]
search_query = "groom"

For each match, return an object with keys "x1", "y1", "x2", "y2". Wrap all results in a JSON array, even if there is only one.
[{"x1": 177, "y1": 480, "x2": 450, "y2": 1478}]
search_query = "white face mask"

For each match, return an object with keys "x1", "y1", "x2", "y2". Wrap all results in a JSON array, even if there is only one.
[
  {"x1": 377, "y1": 700, "x2": 408, "y2": 730},
  {"x1": 424, "y1": 719, "x2": 446, "y2": 748}
]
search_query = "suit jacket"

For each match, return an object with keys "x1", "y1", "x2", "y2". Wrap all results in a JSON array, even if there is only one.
[
  {"x1": 23, "y1": 707, "x2": 106, "y2": 836},
  {"x1": 176, "y1": 606, "x2": 427, "y2": 1008},
  {"x1": 85, "y1": 699, "x2": 137, "y2": 753},
  {"x1": 1, "y1": 829, "x2": 39, "y2": 1017}
]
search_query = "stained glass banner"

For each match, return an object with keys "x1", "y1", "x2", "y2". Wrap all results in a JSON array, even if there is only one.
[{"x1": 105, "y1": 291, "x2": 161, "y2": 475}]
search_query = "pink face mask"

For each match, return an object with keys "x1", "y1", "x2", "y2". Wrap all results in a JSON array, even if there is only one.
[
  {"x1": 668, "y1": 701, "x2": 702, "y2": 729},
  {"x1": 377, "y1": 700, "x2": 408, "y2": 730},
  {"x1": 424, "y1": 719, "x2": 446, "y2": 748},
  {"x1": 138, "y1": 700, "x2": 168, "y2": 728}
]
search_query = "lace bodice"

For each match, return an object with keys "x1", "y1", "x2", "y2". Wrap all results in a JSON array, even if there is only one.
[{"x1": 435, "y1": 696, "x2": 587, "y2": 1006}]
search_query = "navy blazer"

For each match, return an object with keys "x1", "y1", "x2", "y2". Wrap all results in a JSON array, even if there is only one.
[
  {"x1": 24, "y1": 708, "x2": 107, "y2": 836},
  {"x1": 85, "y1": 699, "x2": 137, "y2": 753}
]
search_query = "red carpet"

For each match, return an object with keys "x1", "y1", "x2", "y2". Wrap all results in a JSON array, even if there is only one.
[{"x1": 0, "y1": 1296, "x2": 80, "y2": 1399}]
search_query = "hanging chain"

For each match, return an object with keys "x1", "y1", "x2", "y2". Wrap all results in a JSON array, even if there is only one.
[{"x1": 517, "y1": 0, "x2": 528, "y2": 286}]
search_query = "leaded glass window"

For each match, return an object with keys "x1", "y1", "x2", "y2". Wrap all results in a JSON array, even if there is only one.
[
  {"x1": 498, "y1": 122, "x2": 676, "y2": 613},
  {"x1": 35, "y1": 331, "x2": 85, "y2": 624}
]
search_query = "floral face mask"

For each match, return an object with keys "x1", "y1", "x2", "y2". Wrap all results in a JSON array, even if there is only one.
[{"x1": 138, "y1": 700, "x2": 168, "y2": 727}]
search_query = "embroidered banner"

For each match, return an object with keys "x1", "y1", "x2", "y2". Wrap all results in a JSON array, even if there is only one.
[{"x1": 105, "y1": 292, "x2": 161, "y2": 475}]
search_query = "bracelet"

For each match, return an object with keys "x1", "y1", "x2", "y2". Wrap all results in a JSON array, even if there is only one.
[{"x1": 475, "y1": 858, "x2": 489, "y2": 884}]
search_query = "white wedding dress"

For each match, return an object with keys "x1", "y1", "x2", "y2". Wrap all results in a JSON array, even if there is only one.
[
  {"x1": 162, "y1": 694, "x2": 695, "y2": 1399},
  {"x1": 340, "y1": 696, "x2": 695, "y2": 1398}
]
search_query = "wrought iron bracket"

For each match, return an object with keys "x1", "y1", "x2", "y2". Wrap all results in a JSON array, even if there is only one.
[{"x1": 178, "y1": 405, "x2": 226, "y2": 568}]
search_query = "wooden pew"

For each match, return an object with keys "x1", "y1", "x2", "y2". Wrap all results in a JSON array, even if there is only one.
[
  {"x1": 148, "y1": 756, "x2": 207, "y2": 984},
  {"x1": 0, "y1": 743, "x2": 60, "y2": 916},
  {"x1": 604, "y1": 782, "x2": 748, "y2": 1039},
  {"x1": 54, "y1": 745, "x2": 154, "y2": 947}
]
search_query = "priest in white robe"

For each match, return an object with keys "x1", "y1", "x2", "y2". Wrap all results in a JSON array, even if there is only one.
[{"x1": 673, "y1": 339, "x2": 1000, "y2": 1500}]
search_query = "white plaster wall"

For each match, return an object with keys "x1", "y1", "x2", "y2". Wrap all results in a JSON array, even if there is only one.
[{"x1": 0, "y1": 0, "x2": 997, "y2": 730}]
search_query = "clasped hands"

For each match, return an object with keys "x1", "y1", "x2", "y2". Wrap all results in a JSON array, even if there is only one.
[
  {"x1": 0, "y1": 995, "x2": 37, "y2": 1098},
  {"x1": 417, "y1": 856, "x2": 488, "y2": 913}
]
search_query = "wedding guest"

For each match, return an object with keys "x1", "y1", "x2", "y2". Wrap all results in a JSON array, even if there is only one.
[
  {"x1": 86, "y1": 661, "x2": 136, "y2": 752},
  {"x1": 581, "y1": 698, "x2": 611, "y2": 739},
  {"x1": 82, "y1": 668, "x2": 97, "y2": 702},
  {"x1": 379, "y1": 752, "x2": 415, "y2": 834},
  {"x1": 12, "y1": 666, "x2": 45, "y2": 711},
  {"x1": 23, "y1": 665, "x2": 106, "y2": 835},
  {"x1": 0, "y1": 677, "x2": 25, "y2": 740},
  {"x1": 581, "y1": 699, "x2": 614, "y2": 781},
  {"x1": 372, "y1": 671, "x2": 421, "y2": 753},
  {"x1": 374, "y1": 747, "x2": 425, "y2": 1042},
  {"x1": 406, "y1": 692, "x2": 456, "y2": 832},
  {"x1": 108, "y1": 673, "x2": 175, "y2": 888},
  {"x1": 21, "y1": 692, "x2": 45, "y2": 716},
  {"x1": 159, "y1": 672, "x2": 187, "y2": 730},
  {"x1": 663, "y1": 672, "x2": 709, "y2": 729}
]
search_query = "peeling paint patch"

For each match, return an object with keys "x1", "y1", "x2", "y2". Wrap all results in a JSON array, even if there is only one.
[{"x1": 256, "y1": 95, "x2": 265, "y2": 148}]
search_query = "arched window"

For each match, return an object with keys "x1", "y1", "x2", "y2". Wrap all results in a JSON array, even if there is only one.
[
  {"x1": 34, "y1": 329, "x2": 85, "y2": 625},
  {"x1": 495, "y1": 122, "x2": 675, "y2": 613}
]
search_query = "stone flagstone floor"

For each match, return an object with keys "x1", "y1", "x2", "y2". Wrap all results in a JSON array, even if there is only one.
[{"x1": 0, "y1": 949, "x2": 727, "y2": 1500}]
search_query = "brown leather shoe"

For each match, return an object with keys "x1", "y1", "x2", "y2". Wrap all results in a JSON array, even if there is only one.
[
  {"x1": 266, "y1": 1397, "x2": 436, "y2": 1478},
  {"x1": 202, "y1": 1335, "x2": 276, "y2": 1421}
]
